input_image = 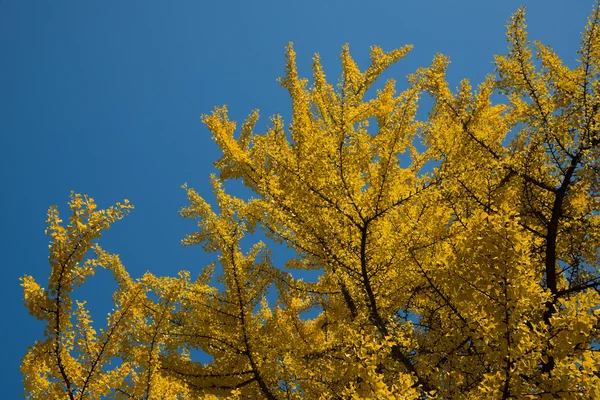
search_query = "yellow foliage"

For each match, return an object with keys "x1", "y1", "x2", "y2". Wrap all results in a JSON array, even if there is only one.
[{"x1": 21, "y1": 3, "x2": 600, "y2": 398}]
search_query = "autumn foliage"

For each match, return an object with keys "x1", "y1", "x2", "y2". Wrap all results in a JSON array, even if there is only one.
[{"x1": 22, "y1": 4, "x2": 600, "y2": 399}]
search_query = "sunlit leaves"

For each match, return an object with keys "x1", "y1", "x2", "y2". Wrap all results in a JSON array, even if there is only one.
[{"x1": 22, "y1": 2, "x2": 600, "y2": 398}]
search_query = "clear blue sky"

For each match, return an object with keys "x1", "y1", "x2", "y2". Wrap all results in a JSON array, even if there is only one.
[{"x1": 1, "y1": 0, "x2": 594, "y2": 397}]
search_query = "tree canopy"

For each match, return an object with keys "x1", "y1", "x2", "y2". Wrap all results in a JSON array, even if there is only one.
[{"x1": 22, "y1": 4, "x2": 600, "y2": 399}]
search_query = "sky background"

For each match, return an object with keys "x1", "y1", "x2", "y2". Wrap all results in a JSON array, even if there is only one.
[{"x1": 1, "y1": 0, "x2": 595, "y2": 397}]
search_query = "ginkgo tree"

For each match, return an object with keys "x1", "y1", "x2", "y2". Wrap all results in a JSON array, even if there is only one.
[{"x1": 22, "y1": 3, "x2": 600, "y2": 399}]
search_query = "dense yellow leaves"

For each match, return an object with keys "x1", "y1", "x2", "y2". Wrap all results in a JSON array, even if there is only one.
[{"x1": 22, "y1": 2, "x2": 600, "y2": 399}]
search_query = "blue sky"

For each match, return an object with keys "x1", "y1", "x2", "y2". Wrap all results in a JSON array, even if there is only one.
[{"x1": 1, "y1": 0, "x2": 594, "y2": 397}]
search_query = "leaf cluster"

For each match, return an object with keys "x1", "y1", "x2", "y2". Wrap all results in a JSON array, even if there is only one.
[{"x1": 22, "y1": 3, "x2": 600, "y2": 398}]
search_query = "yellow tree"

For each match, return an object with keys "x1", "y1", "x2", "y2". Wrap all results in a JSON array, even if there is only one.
[{"x1": 22, "y1": 3, "x2": 600, "y2": 398}]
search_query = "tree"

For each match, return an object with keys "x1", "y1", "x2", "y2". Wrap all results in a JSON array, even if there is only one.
[{"x1": 21, "y1": 4, "x2": 600, "y2": 399}]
